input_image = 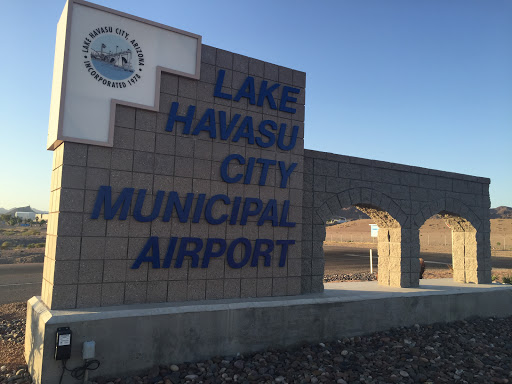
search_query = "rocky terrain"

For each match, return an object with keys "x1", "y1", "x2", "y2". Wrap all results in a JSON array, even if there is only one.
[{"x1": 2, "y1": 279, "x2": 512, "y2": 384}]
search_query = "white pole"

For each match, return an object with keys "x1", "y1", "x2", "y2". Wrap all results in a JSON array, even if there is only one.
[{"x1": 370, "y1": 249, "x2": 373, "y2": 274}]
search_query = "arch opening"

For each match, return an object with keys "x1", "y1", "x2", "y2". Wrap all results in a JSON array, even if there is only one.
[
  {"x1": 418, "y1": 210, "x2": 487, "y2": 283},
  {"x1": 319, "y1": 194, "x2": 419, "y2": 289}
]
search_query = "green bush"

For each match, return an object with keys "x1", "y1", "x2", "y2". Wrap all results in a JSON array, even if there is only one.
[
  {"x1": 27, "y1": 244, "x2": 35, "y2": 249},
  {"x1": 503, "y1": 276, "x2": 512, "y2": 285},
  {"x1": 492, "y1": 275, "x2": 498, "y2": 282},
  {"x1": 35, "y1": 243, "x2": 45, "y2": 248},
  {"x1": 1, "y1": 241, "x2": 13, "y2": 249}
]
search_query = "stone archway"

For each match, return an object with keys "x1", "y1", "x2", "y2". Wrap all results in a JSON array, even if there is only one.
[
  {"x1": 413, "y1": 198, "x2": 491, "y2": 284},
  {"x1": 315, "y1": 187, "x2": 419, "y2": 288}
]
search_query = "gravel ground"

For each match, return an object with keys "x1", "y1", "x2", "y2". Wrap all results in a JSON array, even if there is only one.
[
  {"x1": 324, "y1": 272, "x2": 377, "y2": 283},
  {"x1": 2, "y1": 278, "x2": 512, "y2": 384}
]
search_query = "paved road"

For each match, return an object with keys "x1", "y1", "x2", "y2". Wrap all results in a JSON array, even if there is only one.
[
  {"x1": 0, "y1": 248, "x2": 511, "y2": 304},
  {"x1": 324, "y1": 245, "x2": 512, "y2": 274},
  {"x1": 0, "y1": 263, "x2": 43, "y2": 305}
]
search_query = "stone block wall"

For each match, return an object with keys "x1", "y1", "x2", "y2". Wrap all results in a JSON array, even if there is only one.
[
  {"x1": 301, "y1": 149, "x2": 491, "y2": 292},
  {"x1": 42, "y1": 45, "x2": 306, "y2": 309}
]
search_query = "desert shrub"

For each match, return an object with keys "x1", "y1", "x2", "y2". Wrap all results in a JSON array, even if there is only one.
[
  {"x1": 502, "y1": 276, "x2": 512, "y2": 285},
  {"x1": 35, "y1": 243, "x2": 45, "y2": 248},
  {"x1": 27, "y1": 244, "x2": 35, "y2": 249},
  {"x1": 492, "y1": 275, "x2": 498, "y2": 282},
  {"x1": 1, "y1": 241, "x2": 13, "y2": 249}
]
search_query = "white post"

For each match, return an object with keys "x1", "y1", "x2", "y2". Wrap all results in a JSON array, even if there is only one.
[{"x1": 370, "y1": 249, "x2": 373, "y2": 274}]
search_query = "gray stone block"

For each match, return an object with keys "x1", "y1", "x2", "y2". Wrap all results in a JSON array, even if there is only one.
[
  {"x1": 301, "y1": 276, "x2": 312, "y2": 294},
  {"x1": 204, "y1": 256, "x2": 224, "y2": 279},
  {"x1": 125, "y1": 282, "x2": 147, "y2": 304},
  {"x1": 292, "y1": 70, "x2": 306, "y2": 88},
  {"x1": 288, "y1": 258, "x2": 301, "y2": 277},
  {"x1": 62, "y1": 142, "x2": 88, "y2": 167},
  {"x1": 257, "y1": 278, "x2": 272, "y2": 297},
  {"x1": 201, "y1": 44, "x2": 216, "y2": 65},
  {"x1": 76, "y1": 283, "x2": 101, "y2": 308},
  {"x1": 187, "y1": 280, "x2": 206, "y2": 301},
  {"x1": 115, "y1": 105, "x2": 136, "y2": 128},
  {"x1": 101, "y1": 282, "x2": 124, "y2": 306},
  {"x1": 175, "y1": 135, "x2": 194, "y2": 157},
  {"x1": 178, "y1": 77, "x2": 197, "y2": 99},
  {"x1": 206, "y1": 280, "x2": 224, "y2": 300},
  {"x1": 197, "y1": 82, "x2": 214, "y2": 103},
  {"x1": 133, "y1": 151, "x2": 155, "y2": 173},
  {"x1": 57, "y1": 213, "x2": 83, "y2": 237},
  {"x1": 87, "y1": 146, "x2": 112, "y2": 169},
  {"x1": 53, "y1": 261, "x2": 79, "y2": 285},
  {"x1": 135, "y1": 110, "x2": 157, "y2": 132},
  {"x1": 109, "y1": 170, "x2": 132, "y2": 192},
  {"x1": 216, "y1": 49, "x2": 233, "y2": 69},
  {"x1": 264, "y1": 63, "x2": 279, "y2": 82},
  {"x1": 54, "y1": 237, "x2": 80, "y2": 261},
  {"x1": 49, "y1": 284, "x2": 77, "y2": 309},
  {"x1": 103, "y1": 260, "x2": 127, "y2": 283},
  {"x1": 193, "y1": 159, "x2": 211, "y2": 180},
  {"x1": 312, "y1": 259, "x2": 325, "y2": 275},
  {"x1": 59, "y1": 188, "x2": 84, "y2": 213},
  {"x1": 85, "y1": 167, "x2": 109, "y2": 190},
  {"x1": 155, "y1": 133, "x2": 175, "y2": 155},
  {"x1": 223, "y1": 279, "x2": 240, "y2": 299},
  {"x1": 146, "y1": 281, "x2": 168, "y2": 303},
  {"x1": 103, "y1": 238, "x2": 128, "y2": 260},
  {"x1": 161, "y1": 73, "x2": 179, "y2": 95},
  {"x1": 113, "y1": 127, "x2": 135, "y2": 150},
  {"x1": 106, "y1": 219, "x2": 130, "y2": 237},
  {"x1": 111, "y1": 149, "x2": 133, "y2": 171},
  {"x1": 125, "y1": 261, "x2": 148, "y2": 283},
  {"x1": 248, "y1": 58, "x2": 264, "y2": 77},
  {"x1": 272, "y1": 277, "x2": 287, "y2": 296},
  {"x1": 241, "y1": 278, "x2": 257, "y2": 298},
  {"x1": 174, "y1": 157, "x2": 193, "y2": 178},
  {"x1": 278, "y1": 66, "x2": 293, "y2": 85},
  {"x1": 200, "y1": 63, "x2": 216, "y2": 84},
  {"x1": 233, "y1": 54, "x2": 249, "y2": 73},
  {"x1": 194, "y1": 140, "x2": 213, "y2": 160},
  {"x1": 287, "y1": 277, "x2": 301, "y2": 295},
  {"x1": 188, "y1": 265, "x2": 207, "y2": 280},
  {"x1": 80, "y1": 237, "x2": 105, "y2": 260},
  {"x1": 82, "y1": 215, "x2": 106, "y2": 237},
  {"x1": 132, "y1": 172, "x2": 154, "y2": 193},
  {"x1": 311, "y1": 276, "x2": 324, "y2": 293},
  {"x1": 78, "y1": 260, "x2": 103, "y2": 283},
  {"x1": 168, "y1": 262, "x2": 188, "y2": 281},
  {"x1": 153, "y1": 175, "x2": 173, "y2": 192},
  {"x1": 134, "y1": 131, "x2": 156, "y2": 153},
  {"x1": 167, "y1": 280, "x2": 187, "y2": 302},
  {"x1": 61, "y1": 165, "x2": 86, "y2": 189},
  {"x1": 128, "y1": 217, "x2": 151, "y2": 238}
]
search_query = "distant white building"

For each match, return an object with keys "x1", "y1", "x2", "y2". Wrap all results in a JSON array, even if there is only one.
[
  {"x1": 35, "y1": 213, "x2": 49, "y2": 221},
  {"x1": 15, "y1": 212, "x2": 36, "y2": 220}
]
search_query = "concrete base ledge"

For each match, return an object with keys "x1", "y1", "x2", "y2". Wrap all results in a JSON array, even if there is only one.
[{"x1": 26, "y1": 279, "x2": 512, "y2": 383}]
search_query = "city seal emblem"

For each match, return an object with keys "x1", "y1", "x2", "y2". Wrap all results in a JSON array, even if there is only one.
[{"x1": 81, "y1": 26, "x2": 144, "y2": 88}]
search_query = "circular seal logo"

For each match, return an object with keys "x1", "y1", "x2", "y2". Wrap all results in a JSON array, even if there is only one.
[{"x1": 82, "y1": 27, "x2": 144, "y2": 88}]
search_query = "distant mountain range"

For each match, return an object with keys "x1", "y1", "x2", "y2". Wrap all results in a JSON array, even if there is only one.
[
  {"x1": 0, "y1": 206, "x2": 48, "y2": 215},
  {"x1": 490, "y1": 206, "x2": 512, "y2": 219},
  {"x1": 0, "y1": 205, "x2": 511, "y2": 219},
  {"x1": 332, "y1": 206, "x2": 512, "y2": 221}
]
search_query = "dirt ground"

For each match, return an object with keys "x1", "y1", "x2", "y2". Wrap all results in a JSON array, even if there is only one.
[
  {"x1": 0, "y1": 226, "x2": 46, "y2": 264},
  {"x1": 326, "y1": 218, "x2": 512, "y2": 256}
]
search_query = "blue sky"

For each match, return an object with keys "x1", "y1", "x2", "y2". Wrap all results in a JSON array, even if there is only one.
[{"x1": 1, "y1": 0, "x2": 510, "y2": 210}]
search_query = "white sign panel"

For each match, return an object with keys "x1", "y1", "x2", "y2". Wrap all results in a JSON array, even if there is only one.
[
  {"x1": 48, "y1": 0, "x2": 201, "y2": 150},
  {"x1": 370, "y1": 224, "x2": 379, "y2": 238}
]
